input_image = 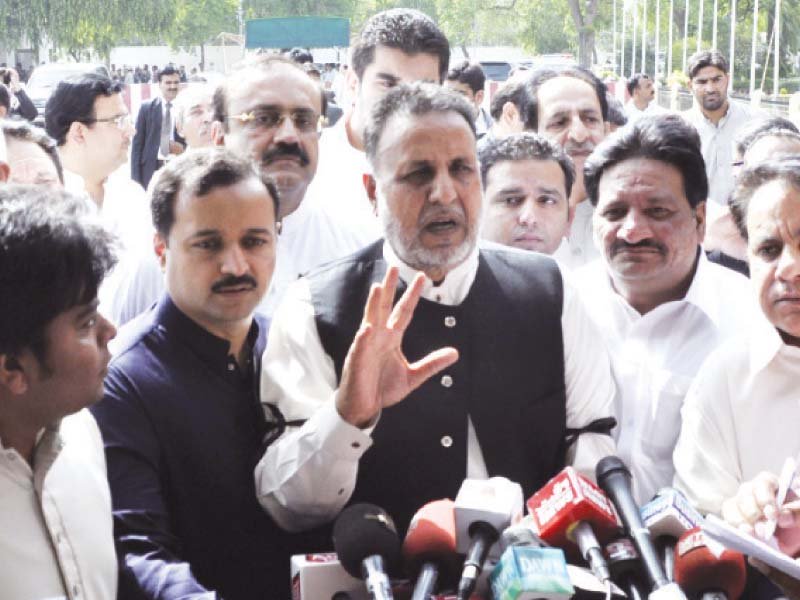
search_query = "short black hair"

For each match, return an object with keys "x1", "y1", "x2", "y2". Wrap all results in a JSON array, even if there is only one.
[
  {"x1": 687, "y1": 50, "x2": 729, "y2": 79},
  {"x1": 212, "y1": 55, "x2": 319, "y2": 130},
  {"x1": 44, "y1": 73, "x2": 123, "y2": 146},
  {"x1": 0, "y1": 82, "x2": 9, "y2": 112},
  {"x1": 158, "y1": 65, "x2": 180, "y2": 82},
  {"x1": 731, "y1": 157, "x2": 800, "y2": 240},
  {"x1": 489, "y1": 80, "x2": 536, "y2": 129},
  {"x1": 2, "y1": 120, "x2": 64, "y2": 184},
  {"x1": 605, "y1": 93, "x2": 628, "y2": 127},
  {"x1": 364, "y1": 82, "x2": 476, "y2": 168},
  {"x1": 351, "y1": 9, "x2": 450, "y2": 83},
  {"x1": 150, "y1": 147, "x2": 280, "y2": 239},
  {"x1": 734, "y1": 116, "x2": 800, "y2": 158},
  {"x1": 478, "y1": 132, "x2": 574, "y2": 199},
  {"x1": 528, "y1": 66, "x2": 609, "y2": 130},
  {"x1": 626, "y1": 73, "x2": 651, "y2": 96},
  {"x1": 287, "y1": 48, "x2": 314, "y2": 64},
  {"x1": 0, "y1": 185, "x2": 116, "y2": 360},
  {"x1": 446, "y1": 61, "x2": 486, "y2": 95},
  {"x1": 584, "y1": 113, "x2": 707, "y2": 208}
]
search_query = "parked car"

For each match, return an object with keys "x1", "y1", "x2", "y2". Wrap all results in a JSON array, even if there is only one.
[
  {"x1": 480, "y1": 61, "x2": 513, "y2": 82},
  {"x1": 27, "y1": 62, "x2": 110, "y2": 126}
]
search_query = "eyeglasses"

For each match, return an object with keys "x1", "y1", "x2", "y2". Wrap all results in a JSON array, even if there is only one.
[
  {"x1": 88, "y1": 114, "x2": 132, "y2": 129},
  {"x1": 226, "y1": 108, "x2": 323, "y2": 134}
]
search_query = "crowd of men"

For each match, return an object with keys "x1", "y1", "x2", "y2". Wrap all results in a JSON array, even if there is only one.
[{"x1": 1, "y1": 7, "x2": 800, "y2": 600}]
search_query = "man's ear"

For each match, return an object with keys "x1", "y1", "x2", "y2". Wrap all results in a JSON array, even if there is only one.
[
  {"x1": 363, "y1": 173, "x2": 378, "y2": 215},
  {"x1": 695, "y1": 201, "x2": 707, "y2": 243},
  {"x1": 475, "y1": 89, "x2": 485, "y2": 107},
  {"x1": 0, "y1": 162, "x2": 9, "y2": 183},
  {"x1": 0, "y1": 354, "x2": 29, "y2": 396},
  {"x1": 210, "y1": 121, "x2": 225, "y2": 146},
  {"x1": 346, "y1": 67, "x2": 359, "y2": 103},
  {"x1": 154, "y1": 232, "x2": 168, "y2": 271},
  {"x1": 67, "y1": 121, "x2": 87, "y2": 146}
]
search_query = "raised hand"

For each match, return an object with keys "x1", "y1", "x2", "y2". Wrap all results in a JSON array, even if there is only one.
[{"x1": 335, "y1": 266, "x2": 459, "y2": 428}]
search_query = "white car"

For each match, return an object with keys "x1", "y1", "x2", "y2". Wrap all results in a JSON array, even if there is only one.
[{"x1": 27, "y1": 62, "x2": 110, "y2": 125}]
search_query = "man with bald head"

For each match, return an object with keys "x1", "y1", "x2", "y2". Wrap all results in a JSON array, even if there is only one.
[{"x1": 255, "y1": 83, "x2": 616, "y2": 535}]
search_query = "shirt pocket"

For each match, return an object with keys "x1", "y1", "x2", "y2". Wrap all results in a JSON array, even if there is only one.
[{"x1": 639, "y1": 370, "x2": 694, "y2": 462}]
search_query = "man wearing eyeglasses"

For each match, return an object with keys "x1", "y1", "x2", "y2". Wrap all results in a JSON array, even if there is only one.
[
  {"x1": 210, "y1": 54, "x2": 366, "y2": 316},
  {"x1": 45, "y1": 72, "x2": 154, "y2": 322}
]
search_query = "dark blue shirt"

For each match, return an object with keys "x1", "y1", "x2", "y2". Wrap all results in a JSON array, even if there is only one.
[{"x1": 92, "y1": 295, "x2": 297, "y2": 599}]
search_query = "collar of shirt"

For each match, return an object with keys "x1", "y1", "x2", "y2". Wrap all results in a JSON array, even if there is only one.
[
  {"x1": 749, "y1": 309, "x2": 800, "y2": 374},
  {"x1": 600, "y1": 248, "x2": 722, "y2": 324},
  {"x1": 381, "y1": 239, "x2": 479, "y2": 305},
  {"x1": 680, "y1": 250, "x2": 728, "y2": 329},
  {"x1": 155, "y1": 294, "x2": 260, "y2": 372},
  {"x1": 690, "y1": 100, "x2": 735, "y2": 130},
  {"x1": 0, "y1": 420, "x2": 63, "y2": 485}
]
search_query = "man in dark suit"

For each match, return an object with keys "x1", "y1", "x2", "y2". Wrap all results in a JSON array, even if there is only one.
[{"x1": 131, "y1": 65, "x2": 183, "y2": 189}]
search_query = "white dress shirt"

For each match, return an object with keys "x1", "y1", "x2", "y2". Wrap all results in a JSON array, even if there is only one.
[
  {"x1": 64, "y1": 167, "x2": 154, "y2": 324},
  {"x1": 682, "y1": 101, "x2": 759, "y2": 207},
  {"x1": 624, "y1": 100, "x2": 668, "y2": 125},
  {"x1": 565, "y1": 199, "x2": 601, "y2": 268},
  {"x1": 575, "y1": 252, "x2": 756, "y2": 504},
  {"x1": 673, "y1": 313, "x2": 800, "y2": 516},
  {"x1": 255, "y1": 240, "x2": 617, "y2": 532},
  {"x1": 303, "y1": 117, "x2": 383, "y2": 248},
  {"x1": 0, "y1": 410, "x2": 118, "y2": 600}
]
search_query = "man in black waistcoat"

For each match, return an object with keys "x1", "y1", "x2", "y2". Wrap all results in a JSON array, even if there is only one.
[{"x1": 255, "y1": 82, "x2": 618, "y2": 536}]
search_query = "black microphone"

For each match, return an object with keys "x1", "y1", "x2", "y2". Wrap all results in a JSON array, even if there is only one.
[
  {"x1": 333, "y1": 503, "x2": 402, "y2": 600},
  {"x1": 605, "y1": 536, "x2": 648, "y2": 600},
  {"x1": 595, "y1": 456, "x2": 684, "y2": 597}
]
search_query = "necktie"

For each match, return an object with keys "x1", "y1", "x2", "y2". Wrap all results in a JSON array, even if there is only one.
[{"x1": 160, "y1": 101, "x2": 172, "y2": 157}]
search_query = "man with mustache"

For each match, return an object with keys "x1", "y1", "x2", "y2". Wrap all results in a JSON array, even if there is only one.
[
  {"x1": 211, "y1": 55, "x2": 364, "y2": 316},
  {"x1": 575, "y1": 114, "x2": 754, "y2": 504},
  {"x1": 45, "y1": 73, "x2": 153, "y2": 322},
  {"x1": 682, "y1": 50, "x2": 759, "y2": 209},
  {"x1": 110, "y1": 55, "x2": 360, "y2": 324},
  {"x1": 255, "y1": 83, "x2": 617, "y2": 536},
  {"x1": 527, "y1": 66, "x2": 610, "y2": 267},
  {"x1": 91, "y1": 148, "x2": 301, "y2": 598}
]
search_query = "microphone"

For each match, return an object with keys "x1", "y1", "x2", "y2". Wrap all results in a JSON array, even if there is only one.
[
  {"x1": 641, "y1": 488, "x2": 702, "y2": 582},
  {"x1": 332, "y1": 503, "x2": 402, "y2": 600},
  {"x1": 673, "y1": 528, "x2": 747, "y2": 600},
  {"x1": 402, "y1": 499, "x2": 460, "y2": 600},
  {"x1": 595, "y1": 456, "x2": 683, "y2": 596},
  {"x1": 489, "y1": 546, "x2": 574, "y2": 599},
  {"x1": 454, "y1": 477, "x2": 524, "y2": 600},
  {"x1": 526, "y1": 467, "x2": 620, "y2": 584},
  {"x1": 499, "y1": 515, "x2": 548, "y2": 552},
  {"x1": 604, "y1": 537, "x2": 648, "y2": 600}
]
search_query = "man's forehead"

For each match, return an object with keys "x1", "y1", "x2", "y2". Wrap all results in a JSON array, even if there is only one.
[
  {"x1": 488, "y1": 158, "x2": 565, "y2": 188},
  {"x1": 537, "y1": 76, "x2": 602, "y2": 115},
  {"x1": 378, "y1": 111, "x2": 475, "y2": 156},
  {"x1": 693, "y1": 66, "x2": 726, "y2": 80},
  {"x1": 93, "y1": 92, "x2": 125, "y2": 114},
  {"x1": 368, "y1": 45, "x2": 441, "y2": 81},
  {"x1": 228, "y1": 66, "x2": 320, "y2": 110}
]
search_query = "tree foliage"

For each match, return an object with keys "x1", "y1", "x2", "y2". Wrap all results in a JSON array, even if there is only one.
[{"x1": 2, "y1": 0, "x2": 798, "y2": 89}]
